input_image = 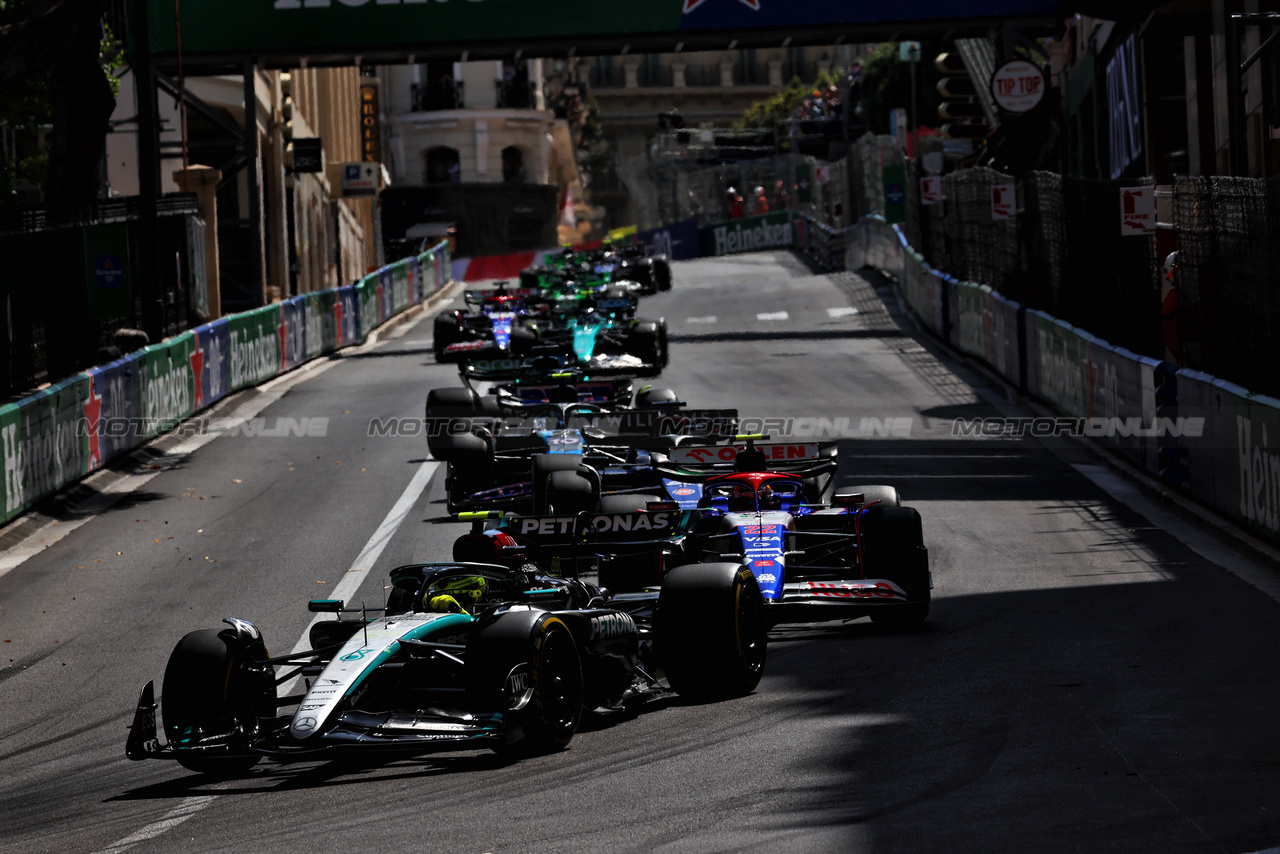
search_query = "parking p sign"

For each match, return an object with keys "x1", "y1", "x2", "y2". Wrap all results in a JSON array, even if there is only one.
[{"x1": 340, "y1": 161, "x2": 380, "y2": 197}]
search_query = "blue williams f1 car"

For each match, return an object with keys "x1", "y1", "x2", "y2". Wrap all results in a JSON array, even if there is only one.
[{"x1": 125, "y1": 533, "x2": 765, "y2": 775}]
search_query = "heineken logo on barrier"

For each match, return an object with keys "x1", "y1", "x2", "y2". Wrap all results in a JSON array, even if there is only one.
[
  {"x1": 143, "y1": 358, "x2": 193, "y2": 433},
  {"x1": 230, "y1": 327, "x2": 280, "y2": 388},
  {"x1": 4, "y1": 404, "x2": 84, "y2": 515},
  {"x1": 704, "y1": 212, "x2": 795, "y2": 257}
]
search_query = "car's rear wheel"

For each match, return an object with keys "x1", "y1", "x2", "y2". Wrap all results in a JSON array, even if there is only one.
[
  {"x1": 657, "y1": 563, "x2": 766, "y2": 701},
  {"x1": 433, "y1": 313, "x2": 460, "y2": 362},
  {"x1": 531, "y1": 454, "x2": 595, "y2": 514},
  {"x1": 545, "y1": 470, "x2": 598, "y2": 514},
  {"x1": 627, "y1": 321, "x2": 668, "y2": 370},
  {"x1": 653, "y1": 256, "x2": 672, "y2": 292},
  {"x1": 161, "y1": 628, "x2": 275, "y2": 776}
]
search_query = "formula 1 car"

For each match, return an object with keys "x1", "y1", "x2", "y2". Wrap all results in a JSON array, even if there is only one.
[
  {"x1": 425, "y1": 371, "x2": 737, "y2": 514},
  {"x1": 432, "y1": 285, "x2": 542, "y2": 363},
  {"x1": 521, "y1": 242, "x2": 672, "y2": 295},
  {"x1": 496, "y1": 437, "x2": 932, "y2": 629},
  {"x1": 125, "y1": 532, "x2": 765, "y2": 775}
]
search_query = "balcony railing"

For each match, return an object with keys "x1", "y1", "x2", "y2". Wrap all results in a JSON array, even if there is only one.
[
  {"x1": 411, "y1": 80, "x2": 465, "y2": 112},
  {"x1": 495, "y1": 78, "x2": 536, "y2": 109}
]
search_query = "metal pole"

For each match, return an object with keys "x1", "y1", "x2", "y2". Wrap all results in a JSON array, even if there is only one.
[
  {"x1": 132, "y1": 0, "x2": 164, "y2": 342},
  {"x1": 910, "y1": 56, "x2": 917, "y2": 156},
  {"x1": 243, "y1": 57, "x2": 265, "y2": 305}
]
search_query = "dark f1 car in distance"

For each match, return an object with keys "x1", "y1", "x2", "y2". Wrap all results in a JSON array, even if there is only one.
[
  {"x1": 126, "y1": 528, "x2": 766, "y2": 776},
  {"x1": 425, "y1": 385, "x2": 739, "y2": 515}
]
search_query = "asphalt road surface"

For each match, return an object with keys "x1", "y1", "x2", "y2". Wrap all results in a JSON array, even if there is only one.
[{"x1": 2, "y1": 252, "x2": 1279, "y2": 854}]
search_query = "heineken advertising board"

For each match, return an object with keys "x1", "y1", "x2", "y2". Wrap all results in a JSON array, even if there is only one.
[
  {"x1": 700, "y1": 211, "x2": 796, "y2": 257},
  {"x1": 145, "y1": 0, "x2": 1057, "y2": 57}
]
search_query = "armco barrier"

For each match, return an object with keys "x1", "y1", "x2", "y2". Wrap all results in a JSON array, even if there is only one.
[
  {"x1": 850, "y1": 214, "x2": 1280, "y2": 546},
  {"x1": 0, "y1": 241, "x2": 451, "y2": 527}
]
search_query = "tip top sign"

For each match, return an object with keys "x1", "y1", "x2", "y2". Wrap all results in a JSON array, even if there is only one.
[{"x1": 991, "y1": 59, "x2": 1045, "y2": 114}]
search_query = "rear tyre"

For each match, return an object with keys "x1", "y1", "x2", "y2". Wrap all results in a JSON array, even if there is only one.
[
  {"x1": 509, "y1": 324, "x2": 538, "y2": 357},
  {"x1": 597, "y1": 493, "x2": 662, "y2": 514},
  {"x1": 657, "y1": 563, "x2": 766, "y2": 701},
  {"x1": 467, "y1": 611, "x2": 583, "y2": 755},
  {"x1": 545, "y1": 470, "x2": 598, "y2": 514},
  {"x1": 161, "y1": 628, "x2": 275, "y2": 776},
  {"x1": 627, "y1": 321, "x2": 668, "y2": 371},
  {"x1": 860, "y1": 505, "x2": 930, "y2": 630},
  {"x1": 635, "y1": 387, "x2": 678, "y2": 407},
  {"x1": 433, "y1": 314, "x2": 460, "y2": 362},
  {"x1": 531, "y1": 454, "x2": 590, "y2": 514},
  {"x1": 653, "y1": 256, "x2": 672, "y2": 292}
]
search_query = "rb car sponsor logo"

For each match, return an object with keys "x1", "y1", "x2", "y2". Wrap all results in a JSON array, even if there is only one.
[{"x1": 805, "y1": 581, "x2": 901, "y2": 599}]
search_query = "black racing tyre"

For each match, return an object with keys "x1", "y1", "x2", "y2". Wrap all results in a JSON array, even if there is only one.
[
  {"x1": 531, "y1": 454, "x2": 588, "y2": 514},
  {"x1": 509, "y1": 324, "x2": 538, "y2": 357},
  {"x1": 627, "y1": 321, "x2": 668, "y2": 370},
  {"x1": 433, "y1": 314, "x2": 461, "y2": 362},
  {"x1": 597, "y1": 493, "x2": 662, "y2": 514},
  {"x1": 860, "y1": 505, "x2": 930, "y2": 629},
  {"x1": 657, "y1": 563, "x2": 766, "y2": 701},
  {"x1": 426, "y1": 386, "x2": 479, "y2": 420},
  {"x1": 839, "y1": 485, "x2": 901, "y2": 507},
  {"x1": 161, "y1": 628, "x2": 275, "y2": 776},
  {"x1": 519, "y1": 270, "x2": 542, "y2": 290},
  {"x1": 653, "y1": 256, "x2": 672, "y2": 292},
  {"x1": 466, "y1": 610, "x2": 583, "y2": 754},
  {"x1": 427, "y1": 422, "x2": 492, "y2": 466},
  {"x1": 545, "y1": 470, "x2": 599, "y2": 514},
  {"x1": 635, "y1": 387, "x2": 679, "y2": 407}
]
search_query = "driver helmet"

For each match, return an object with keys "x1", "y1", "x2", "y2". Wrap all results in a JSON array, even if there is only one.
[
  {"x1": 757, "y1": 483, "x2": 781, "y2": 510},
  {"x1": 424, "y1": 575, "x2": 487, "y2": 614},
  {"x1": 727, "y1": 483, "x2": 757, "y2": 512}
]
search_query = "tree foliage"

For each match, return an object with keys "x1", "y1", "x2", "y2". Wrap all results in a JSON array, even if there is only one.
[
  {"x1": 857, "y1": 41, "x2": 945, "y2": 136},
  {"x1": 736, "y1": 69, "x2": 843, "y2": 151},
  {"x1": 0, "y1": 0, "x2": 116, "y2": 213}
]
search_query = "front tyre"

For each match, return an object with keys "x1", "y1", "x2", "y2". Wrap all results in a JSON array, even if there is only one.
[
  {"x1": 657, "y1": 563, "x2": 766, "y2": 701},
  {"x1": 161, "y1": 628, "x2": 275, "y2": 776},
  {"x1": 861, "y1": 505, "x2": 930, "y2": 630},
  {"x1": 467, "y1": 611, "x2": 584, "y2": 755}
]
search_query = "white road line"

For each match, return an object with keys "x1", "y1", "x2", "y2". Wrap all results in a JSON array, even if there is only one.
[
  {"x1": 827, "y1": 307, "x2": 859, "y2": 318},
  {"x1": 685, "y1": 315, "x2": 718, "y2": 324},
  {"x1": 0, "y1": 363, "x2": 337, "y2": 583},
  {"x1": 91, "y1": 795, "x2": 217, "y2": 854},
  {"x1": 279, "y1": 459, "x2": 440, "y2": 694},
  {"x1": 91, "y1": 460, "x2": 439, "y2": 854},
  {"x1": 757, "y1": 311, "x2": 789, "y2": 321}
]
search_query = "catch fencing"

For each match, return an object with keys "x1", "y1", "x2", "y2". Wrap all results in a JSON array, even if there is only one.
[
  {"x1": 850, "y1": 216, "x2": 1280, "y2": 548},
  {"x1": 0, "y1": 241, "x2": 452, "y2": 526}
]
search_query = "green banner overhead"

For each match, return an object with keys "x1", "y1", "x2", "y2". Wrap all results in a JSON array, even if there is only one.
[{"x1": 143, "y1": 1, "x2": 1060, "y2": 60}]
